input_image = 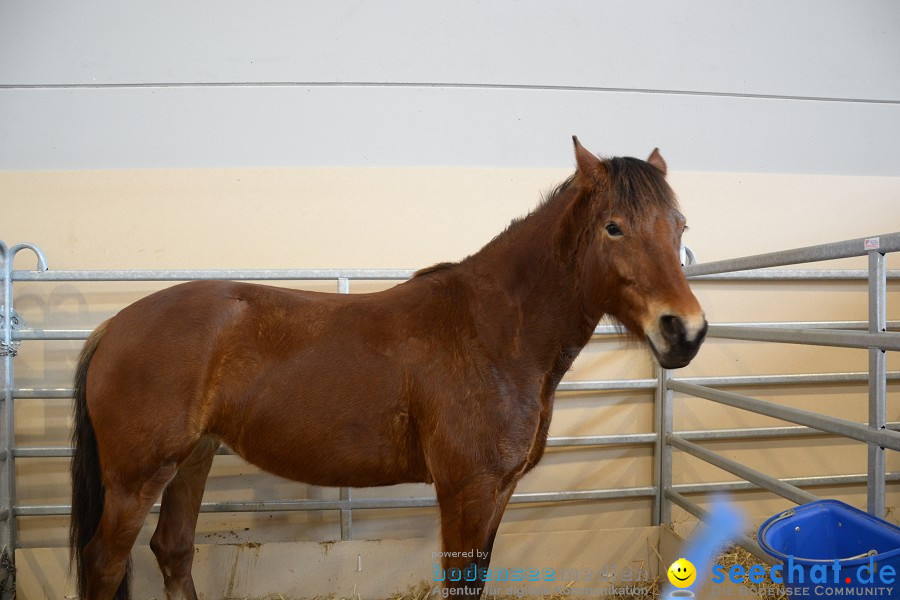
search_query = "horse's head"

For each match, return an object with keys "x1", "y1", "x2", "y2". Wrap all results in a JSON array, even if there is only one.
[{"x1": 569, "y1": 137, "x2": 707, "y2": 369}]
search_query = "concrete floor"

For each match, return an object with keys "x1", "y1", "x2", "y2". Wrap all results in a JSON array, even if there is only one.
[{"x1": 17, "y1": 526, "x2": 762, "y2": 599}]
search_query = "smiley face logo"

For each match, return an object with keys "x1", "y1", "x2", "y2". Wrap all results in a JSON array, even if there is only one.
[{"x1": 667, "y1": 558, "x2": 697, "y2": 588}]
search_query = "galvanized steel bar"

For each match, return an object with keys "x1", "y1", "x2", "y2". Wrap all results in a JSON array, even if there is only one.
[
  {"x1": 15, "y1": 485, "x2": 657, "y2": 517},
  {"x1": 868, "y1": 250, "x2": 888, "y2": 517},
  {"x1": 674, "y1": 471, "x2": 900, "y2": 495},
  {"x1": 545, "y1": 433, "x2": 656, "y2": 447},
  {"x1": 11, "y1": 388, "x2": 72, "y2": 399},
  {"x1": 16, "y1": 320, "x2": 900, "y2": 343},
  {"x1": 508, "y1": 486, "x2": 655, "y2": 504},
  {"x1": 667, "y1": 435, "x2": 820, "y2": 506},
  {"x1": 14, "y1": 370, "x2": 900, "y2": 399},
  {"x1": 689, "y1": 269, "x2": 900, "y2": 281},
  {"x1": 18, "y1": 499, "x2": 432, "y2": 516},
  {"x1": 668, "y1": 380, "x2": 900, "y2": 451},
  {"x1": 683, "y1": 232, "x2": 900, "y2": 277},
  {"x1": 592, "y1": 324, "x2": 624, "y2": 336},
  {"x1": 12, "y1": 325, "x2": 627, "y2": 342},
  {"x1": 339, "y1": 487, "x2": 352, "y2": 541},
  {"x1": 12, "y1": 267, "x2": 900, "y2": 283},
  {"x1": 654, "y1": 368, "x2": 673, "y2": 526},
  {"x1": 707, "y1": 320, "x2": 899, "y2": 331},
  {"x1": 706, "y1": 324, "x2": 900, "y2": 351},
  {"x1": 336, "y1": 277, "x2": 353, "y2": 541},
  {"x1": 679, "y1": 422, "x2": 900, "y2": 441},
  {"x1": 14, "y1": 268, "x2": 899, "y2": 284},
  {"x1": 13, "y1": 447, "x2": 73, "y2": 458},
  {"x1": 556, "y1": 378, "x2": 656, "y2": 392},
  {"x1": 13, "y1": 329, "x2": 90, "y2": 341},
  {"x1": 664, "y1": 490, "x2": 774, "y2": 565},
  {"x1": 679, "y1": 371, "x2": 900, "y2": 387},
  {"x1": 11, "y1": 268, "x2": 416, "y2": 282},
  {"x1": 17, "y1": 433, "x2": 659, "y2": 459},
  {"x1": 0, "y1": 245, "x2": 9, "y2": 548}
]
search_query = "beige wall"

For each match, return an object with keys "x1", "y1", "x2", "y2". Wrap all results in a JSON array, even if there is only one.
[{"x1": 4, "y1": 166, "x2": 900, "y2": 549}]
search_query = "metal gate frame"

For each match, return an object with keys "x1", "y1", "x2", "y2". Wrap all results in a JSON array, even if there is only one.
[
  {"x1": 1, "y1": 232, "x2": 898, "y2": 590},
  {"x1": 660, "y1": 232, "x2": 900, "y2": 560}
]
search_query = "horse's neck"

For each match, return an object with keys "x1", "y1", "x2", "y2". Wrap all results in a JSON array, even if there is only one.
[{"x1": 465, "y1": 186, "x2": 599, "y2": 370}]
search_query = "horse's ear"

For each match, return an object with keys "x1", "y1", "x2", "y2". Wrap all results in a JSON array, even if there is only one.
[
  {"x1": 647, "y1": 148, "x2": 667, "y2": 176},
  {"x1": 573, "y1": 136, "x2": 603, "y2": 181}
]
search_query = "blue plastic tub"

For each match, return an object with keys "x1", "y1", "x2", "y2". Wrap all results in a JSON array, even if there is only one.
[{"x1": 758, "y1": 500, "x2": 900, "y2": 599}]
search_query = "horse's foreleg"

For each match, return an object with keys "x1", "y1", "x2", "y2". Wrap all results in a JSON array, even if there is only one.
[
  {"x1": 476, "y1": 483, "x2": 515, "y2": 574},
  {"x1": 150, "y1": 436, "x2": 219, "y2": 600},
  {"x1": 436, "y1": 476, "x2": 515, "y2": 600}
]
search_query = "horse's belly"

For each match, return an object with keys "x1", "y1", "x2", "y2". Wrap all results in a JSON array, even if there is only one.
[
  {"x1": 255, "y1": 460, "x2": 424, "y2": 488},
  {"x1": 235, "y1": 437, "x2": 427, "y2": 488},
  {"x1": 213, "y1": 395, "x2": 429, "y2": 488}
]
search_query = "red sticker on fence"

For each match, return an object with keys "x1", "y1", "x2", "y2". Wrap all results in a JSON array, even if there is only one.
[{"x1": 864, "y1": 237, "x2": 880, "y2": 250}]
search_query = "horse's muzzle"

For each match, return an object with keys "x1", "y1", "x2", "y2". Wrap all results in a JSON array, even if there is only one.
[{"x1": 649, "y1": 314, "x2": 708, "y2": 369}]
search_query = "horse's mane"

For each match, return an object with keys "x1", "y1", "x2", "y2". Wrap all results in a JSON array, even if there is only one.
[
  {"x1": 411, "y1": 179, "x2": 573, "y2": 279},
  {"x1": 542, "y1": 174, "x2": 577, "y2": 206},
  {"x1": 411, "y1": 157, "x2": 677, "y2": 279},
  {"x1": 413, "y1": 262, "x2": 457, "y2": 277}
]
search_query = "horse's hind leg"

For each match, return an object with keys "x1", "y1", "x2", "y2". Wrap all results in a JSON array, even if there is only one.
[
  {"x1": 150, "y1": 436, "x2": 219, "y2": 600},
  {"x1": 83, "y1": 463, "x2": 179, "y2": 599}
]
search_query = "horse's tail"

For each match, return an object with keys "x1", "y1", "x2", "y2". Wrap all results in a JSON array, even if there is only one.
[{"x1": 69, "y1": 319, "x2": 131, "y2": 600}]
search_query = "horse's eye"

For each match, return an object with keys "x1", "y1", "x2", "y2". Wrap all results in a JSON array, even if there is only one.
[{"x1": 605, "y1": 223, "x2": 623, "y2": 237}]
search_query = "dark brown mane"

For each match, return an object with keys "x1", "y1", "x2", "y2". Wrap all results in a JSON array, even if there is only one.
[
  {"x1": 414, "y1": 175, "x2": 578, "y2": 279},
  {"x1": 413, "y1": 158, "x2": 675, "y2": 281},
  {"x1": 544, "y1": 173, "x2": 577, "y2": 204},
  {"x1": 413, "y1": 261, "x2": 457, "y2": 277},
  {"x1": 604, "y1": 157, "x2": 679, "y2": 218}
]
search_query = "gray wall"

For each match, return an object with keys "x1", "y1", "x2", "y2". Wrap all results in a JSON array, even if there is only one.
[{"x1": 2, "y1": 1, "x2": 899, "y2": 174}]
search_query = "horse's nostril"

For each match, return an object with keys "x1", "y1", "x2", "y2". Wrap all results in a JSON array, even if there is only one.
[{"x1": 659, "y1": 314, "x2": 686, "y2": 344}]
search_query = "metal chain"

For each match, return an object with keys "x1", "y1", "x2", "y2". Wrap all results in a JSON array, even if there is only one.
[
  {"x1": 0, "y1": 549, "x2": 15, "y2": 597},
  {"x1": 0, "y1": 307, "x2": 24, "y2": 357}
]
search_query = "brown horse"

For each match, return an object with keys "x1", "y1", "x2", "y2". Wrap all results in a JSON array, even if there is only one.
[{"x1": 69, "y1": 138, "x2": 706, "y2": 600}]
